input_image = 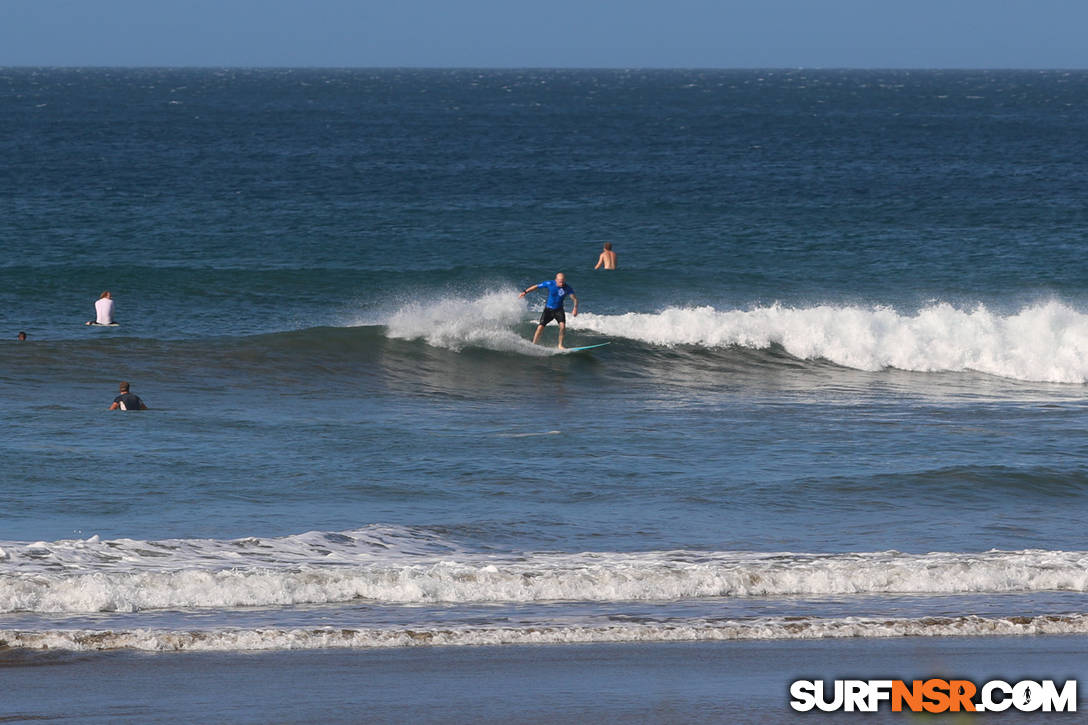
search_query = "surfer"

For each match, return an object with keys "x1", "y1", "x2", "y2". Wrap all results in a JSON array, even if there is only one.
[
  {"x1": 109, "y1": 381, "x2": 148, "y2": 411},
  {"x1": 86, "y1": 291, "x2": 114, "y2": 326},
  {"x1": 594, "y1": 242, "x2": 617, "y2": 270},
  {"x1": 519, "y1": 272, "x2": 579, "y2": 349}
]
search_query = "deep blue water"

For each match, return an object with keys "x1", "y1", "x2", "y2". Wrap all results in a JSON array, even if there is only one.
[{"x1": 1, "y1": 68, "x2": 1088, "y2": 659}]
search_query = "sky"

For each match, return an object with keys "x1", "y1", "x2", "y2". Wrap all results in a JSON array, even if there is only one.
[{"x1": 2, "y1": 0, "x2": 1086, "y2": 69}]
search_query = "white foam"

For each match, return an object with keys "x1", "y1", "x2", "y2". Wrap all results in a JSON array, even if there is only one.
[
  {"x1": 570, "y1": 301, "x2": 1088, "y2": 383},
  {"x1": 384, "y1": 290, "x2": 550, "y2": 355},
  {"x1": 1, "y1": 539, "x2": 1086, "y2": 613},
  {"x1": 498, "y1": 430, "x2": 561, "y2": 438},
  {"x1": 4, "y1": 613, "x2": 1086, "y2": 652}
]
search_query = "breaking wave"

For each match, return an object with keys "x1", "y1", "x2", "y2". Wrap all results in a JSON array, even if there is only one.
[
  {"x1": 4, "y1": 614, "x2": 1087, "y2": 652},
  {"x1": 570, "y1": 300, "x2": 1088, "y2": 383},
  {"x1": 2, "y1": 531, "x2": 1086, "y2": 614},
  {"x1": 12, "y1": 297, "x2": 1088, "y2": 387},
  {"x1": 384, "y1": 290, "x2": 553, "y2": 355}
]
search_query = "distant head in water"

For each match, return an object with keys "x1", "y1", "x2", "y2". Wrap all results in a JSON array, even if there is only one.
[
  {"x1": 17, "y1": 331, "x2": 26, "y2": 341},
  {"x1": 100, "y1": 290, "x2": 111, "y2": 299},
  {"x1": 119, "y1": 381, "x2": 130, "y2": 393}
]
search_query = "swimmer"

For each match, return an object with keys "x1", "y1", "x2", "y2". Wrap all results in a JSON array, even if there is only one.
[
  {"x1": 109, "y1": 381, "x2": 148, "y2": 411},
  {"x1": 594, "y1": 242, "x2": 617, "y2": 270}
]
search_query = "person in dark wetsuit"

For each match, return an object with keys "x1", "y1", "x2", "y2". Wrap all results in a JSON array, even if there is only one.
[
  {"x1": 519, "y1": 272, "x2": 579, "y2": 349},
  {"x1": 109, "y1": 381, "x2": 148, "y2": 411}
]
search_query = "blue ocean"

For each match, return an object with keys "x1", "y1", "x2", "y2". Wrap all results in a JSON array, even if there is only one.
[{"x1": 2, "y1": 68, "x2": 1087, "y2": 721}]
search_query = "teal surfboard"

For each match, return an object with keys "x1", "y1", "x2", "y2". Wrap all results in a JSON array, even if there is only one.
[{"x1": 560, "y1": 342, "x2": 610, "y2": 353}]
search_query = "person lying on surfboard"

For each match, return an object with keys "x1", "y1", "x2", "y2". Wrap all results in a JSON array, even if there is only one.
[{"x1": 519, "y1": 272, "x2": 579, "y2": 349}]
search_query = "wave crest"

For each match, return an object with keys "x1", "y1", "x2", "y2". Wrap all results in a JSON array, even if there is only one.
[
  {"x1": 2, "y1": 538, "x2": 1086, "y2": 613},
  {"x1": 571, "y1": 301, "x2": 1088, "y2": 383},
  {"x1": 385, "y1": 290, "x2": 551, "y2": 355}
]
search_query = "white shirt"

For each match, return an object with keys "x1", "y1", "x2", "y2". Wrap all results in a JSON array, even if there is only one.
[{"x1": 95, "y1": 297, "x2": 114, "y2": 325}]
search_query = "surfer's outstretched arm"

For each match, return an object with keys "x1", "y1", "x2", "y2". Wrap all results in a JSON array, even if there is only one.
[{"x1": 518, "y1": 284, "x2": 539, "y2": 298}]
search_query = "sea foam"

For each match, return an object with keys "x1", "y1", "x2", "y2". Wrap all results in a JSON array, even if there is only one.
[
  {"x1": 570, "y1": 301, "x2": 1088, "y2": 383},
  {"x1": 2, "y1": 535, "x2": 1086, "y2": 613},
  {"x1": 385, "y1": 290, "x2": 551, "y2": 355},
  {"x1": 4, "y1": 613, "x2": 1086, "y2": 652}
]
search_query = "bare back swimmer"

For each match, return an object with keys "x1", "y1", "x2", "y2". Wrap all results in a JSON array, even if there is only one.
[{"x1": 594, "y1": 243, "x2": 617, "y2": 270}]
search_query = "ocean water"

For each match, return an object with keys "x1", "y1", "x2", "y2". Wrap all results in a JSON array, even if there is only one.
[{"x1": 2, "y1": 68, "x2": 1088, "y2": 715}]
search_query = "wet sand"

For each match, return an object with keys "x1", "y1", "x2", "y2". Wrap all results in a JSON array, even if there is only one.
[{"x1": 2, "y1": 636, "x2": 1085, "y2": 723}]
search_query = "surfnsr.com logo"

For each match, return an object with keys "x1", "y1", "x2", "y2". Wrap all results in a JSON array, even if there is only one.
[{"x1": 790, "y1": 679, "x2": 1078, "y2": 713}]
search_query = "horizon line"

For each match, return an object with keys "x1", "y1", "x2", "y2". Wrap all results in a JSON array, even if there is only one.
[{"x1": 2, "y1": 64, "x2": 1086, "y2": 72}]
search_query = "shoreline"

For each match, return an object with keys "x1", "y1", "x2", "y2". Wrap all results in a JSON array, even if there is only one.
[
  {"x1": 3, "y1": 636, "x2": 1085, "y2": 723},
  {"x1": 3, "y1": 612, "x2": 1088, "y2": 653}
]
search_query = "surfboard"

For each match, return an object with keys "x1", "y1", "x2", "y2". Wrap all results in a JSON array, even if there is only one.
[
  {"x1": 85, "y1": 322, "x2": 120, "y2": 327},
  {"x1": 559, "y1": 342, "x2": 610, "y2": 353}
]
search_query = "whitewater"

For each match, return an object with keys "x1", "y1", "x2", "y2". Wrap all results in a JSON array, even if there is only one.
[
  {"x1": 379, "y1": 293, "x2": 1088, "y2": 384},
  {"x1": 7, "y1": 613, "x2": 1088, "y2": 653},
  {"x1": 4, "y1": 529, "x2": 1088, "y2": 653},
  {"x1": 3, "y1": 529, "x2": 1086, "y2": 612},
  {"x1": 574, "y1": 301, "x2": 1088, "y2": 382}
]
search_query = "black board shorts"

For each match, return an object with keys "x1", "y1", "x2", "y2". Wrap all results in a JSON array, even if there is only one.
[{"x1": 539, "y1": 307, "x2": 566, "y2": 326}]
